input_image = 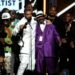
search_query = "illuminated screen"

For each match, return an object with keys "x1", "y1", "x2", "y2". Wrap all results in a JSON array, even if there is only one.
[{"x1": 0, "y1": 0, "x2": 25, "y2": 13}]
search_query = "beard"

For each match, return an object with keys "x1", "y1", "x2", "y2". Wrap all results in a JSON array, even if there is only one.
[
  {"x1": 38, "y1": 19, "x2": 44, "y2": 24},
  {"x1": 27, "y1": 18, "x2": 31, "y2": 22},
  {"x1": 26, "y1": 18, "x2": 32, "y2": 24}
]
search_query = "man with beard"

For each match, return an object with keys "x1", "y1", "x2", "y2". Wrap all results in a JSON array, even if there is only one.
[
  {"x1": 13, "y1": 9, "x2": 36, "y2": 75},
  {"x1": 1, "y1": 12, "x2": 14, "y2": 75},
  {"x1": 10, "y1": 10, "x2": 19, "y2": 28},
  {"x1": 35, "y1": 11, "x2": 61, "y2": 75},
  {"x1": 63, "y1": 13, "x2": 75, "y2": 75},
  {"x1": 10, "y1": 10, "x2": 20, "y2": 75},
  {"x1": 47, "y1": 6, "x2": 65, "y2": 42},
  {"x1": 47, "y1": 6, "x2": 66, "y2": 74}
]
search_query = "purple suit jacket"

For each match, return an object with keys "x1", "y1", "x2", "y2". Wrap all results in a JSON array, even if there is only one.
[{"x1": 35, "y1": 23, "x2": 60, "y2": 58}]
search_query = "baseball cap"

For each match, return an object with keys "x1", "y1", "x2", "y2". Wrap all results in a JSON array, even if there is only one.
[
  {"x1": 36, "y1": 11, "x2": 44, "y2": 18},
  {"x1": 2, "y1": 12, "x2": 11, "y2": 19}
]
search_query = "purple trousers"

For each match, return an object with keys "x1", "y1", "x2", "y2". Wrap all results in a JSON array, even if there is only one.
[{"x1": 36, "y1": 57, "x2": 56, "y2": 75}]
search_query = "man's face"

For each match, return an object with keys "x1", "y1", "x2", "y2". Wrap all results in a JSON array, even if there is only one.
[
  {"x1": 37, "y1": 16, "x2": 45, "y2": 24},
  {"x1": 2, "y1": 19, "x2": 10, "y2": 27},
  {"x1": 49, "y1": 7, "x2": 57, "y2": 17},
  {"x1": 65, "y1": 14, "x2": 72, "y2": 23},
  {"x1": 24, "y1": 11, "x2": 32, "y2": 22},
  {"x1": 26, "y1": 4, "x2": 33, "y2": 11},
  {"x1": 10, "y1": 12, "x2": 16, "y2": 20}
]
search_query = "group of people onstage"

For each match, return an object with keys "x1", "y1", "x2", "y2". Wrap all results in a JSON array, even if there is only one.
[{"x1": 0, "y1": 1, "x2": 75, "y2": 75}]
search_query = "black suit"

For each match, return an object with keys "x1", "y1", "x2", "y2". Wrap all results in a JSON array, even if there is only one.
[{"x1": 68, "y1": 22, "x2": 75, "y2": 75}]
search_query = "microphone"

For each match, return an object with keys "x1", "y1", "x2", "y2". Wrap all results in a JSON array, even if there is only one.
[
  {"x1": 22, "y1": 22, "x2": 28, "y2": 29},
  {"x1": 18, "y1": 22, "x2": 28, "y2": 35}
]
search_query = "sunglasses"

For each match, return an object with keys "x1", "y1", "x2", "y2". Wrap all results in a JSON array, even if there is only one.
[{"x1": 2, "y1": 19, "x2": 10, "y2": 21}]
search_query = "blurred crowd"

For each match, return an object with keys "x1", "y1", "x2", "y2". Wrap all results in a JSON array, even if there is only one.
[{"x1": 0, "y1": 1, "x2": 75, "y2": 75}]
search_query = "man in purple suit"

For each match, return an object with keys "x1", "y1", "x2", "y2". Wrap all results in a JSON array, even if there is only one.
[{"x1": 35, "y1": 11, "x2": 61, "y2": 75}]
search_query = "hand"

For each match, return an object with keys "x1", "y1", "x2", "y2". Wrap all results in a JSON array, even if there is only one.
[
  {"x1": 0, "y1": 57, "x2": 4, "y2": 62},
  {"x1": 58, "y1": 57, "x2": 60, "y2": 62},
  {"x1": 62, "y1": 38, "x2": 67, "y2": 43},
  {"x1": 46, "y1": 20, "x2": 52, "y2": 25},
  {"x1": 20, "y1": 22, "x2": 28, "y2": 30},
  {"x1": 20, "y1": 25, "x2": 25, "y2": 30},
  {"x1": 0, "y1": 38, "x2": 4, "y2": 44},
  {"x1": 70, "y1": 41, "x2": 74, "y2": 48},
  {"x1": 7, "y1": 40, "x2": 12, "y2": 44}
]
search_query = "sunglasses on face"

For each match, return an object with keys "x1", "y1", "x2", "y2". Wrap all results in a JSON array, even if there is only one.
[{"x1": 2, "y1": 19, "x2": 10, "y2": 21}]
